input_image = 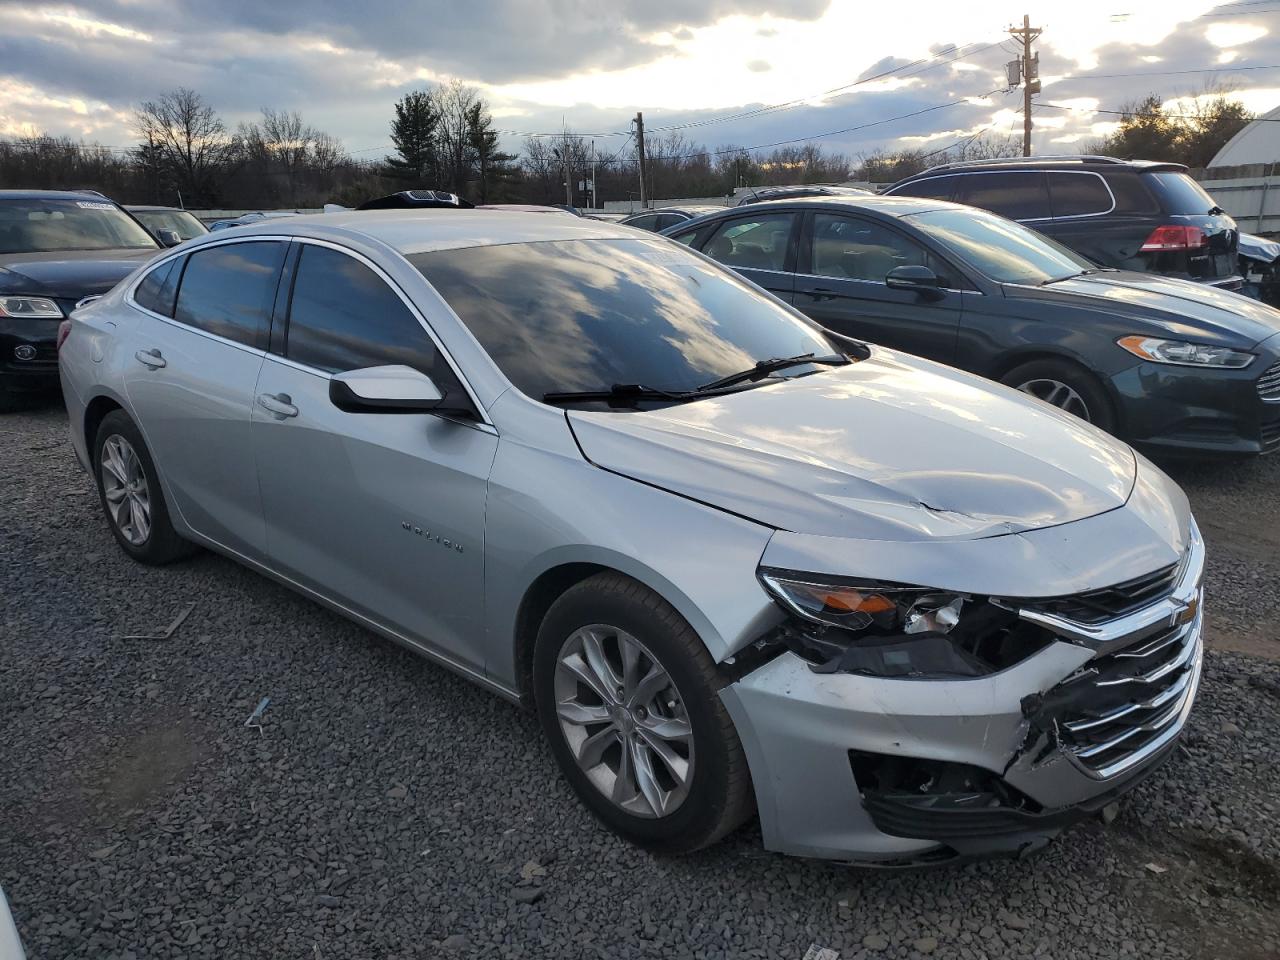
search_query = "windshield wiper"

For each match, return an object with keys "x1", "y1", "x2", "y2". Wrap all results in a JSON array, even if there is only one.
[
  {"x1": 542, "y1": 383, "x2": 701, "y2": 408},
  {"x1": 697, "y1": 353, "x2": 849, "y2": 392}
]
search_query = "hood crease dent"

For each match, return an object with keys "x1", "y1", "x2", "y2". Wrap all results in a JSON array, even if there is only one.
[{"x1": 567, "y1": 354, "x2": 1137, "y2": 544}]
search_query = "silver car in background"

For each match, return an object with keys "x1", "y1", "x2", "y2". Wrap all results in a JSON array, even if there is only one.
[{"x1": 58, "y1": 211, "x2": 1203, "y2": 864}]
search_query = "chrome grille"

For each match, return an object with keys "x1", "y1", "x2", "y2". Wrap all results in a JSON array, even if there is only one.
[
  {"x1": 1263, "y1": 417, "x2": 1280, "y2": 455},
  {"x1": 1054, "y1": 611, "x2": 1202, "y2": 779},
  {"x1": 1018, "y1": 562, "x2": 1180, "y2": 625},
  {"x1": 1259, "y1": 360, "x2": 1280, "y2": 401}
]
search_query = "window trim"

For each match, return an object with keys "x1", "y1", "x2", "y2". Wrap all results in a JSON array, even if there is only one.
[
  {"x1": 125, "y1": 234, "x2": 293, "y2": 357},
  {"x1": 892, "y1": 169, "x2": 1117, "y2": 222},
  {"x1": 277, "y1": 237, "x2": 491, "y2": 426}
]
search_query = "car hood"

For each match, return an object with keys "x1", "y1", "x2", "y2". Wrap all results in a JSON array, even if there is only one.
[
  {"x1": 1009, "y1": 270, "x2": 1280, "y2": 347},
  {"x1": 0, "y1": 249, "x2": 156, "y2": 299},
  {"x1": 567, "y1": 351, "x2": 1137, "y2": 543}
]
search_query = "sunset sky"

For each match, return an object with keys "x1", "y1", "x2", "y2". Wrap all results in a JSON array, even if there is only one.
[{"x1": 2, "y1": 1, "x2": 1280, "y2": 163}]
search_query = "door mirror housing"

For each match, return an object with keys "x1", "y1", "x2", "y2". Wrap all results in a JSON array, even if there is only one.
[
  {"x1": 155, "y1": 228, "x2": 183, "y2": 248},
  {"x1": 885, "y1": 264, "x2": 943, "y2": 294},
  {"x1": 330, "y1": 365, "x2": 469, "y2": 416}
]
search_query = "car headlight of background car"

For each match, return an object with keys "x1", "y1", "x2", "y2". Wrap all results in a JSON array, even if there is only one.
[
  {"x1": 1117, "y1": 335, "x2": 1254, "y2": 369},
  {"x1": 0, "y1": 296, "x2": 63, "y2": 319},
  {"x1": 758, "y1": 570, "x2": 1053, "y2": 679}
]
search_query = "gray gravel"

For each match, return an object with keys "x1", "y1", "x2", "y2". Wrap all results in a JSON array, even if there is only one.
[{"x1": 2, "y1": 401, "x2": 1279, "y2": 960}]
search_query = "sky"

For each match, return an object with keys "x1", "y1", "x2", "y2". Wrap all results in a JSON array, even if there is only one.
[{"x1": 3, "y1": 0, "x2": 1280, "y2": 168}]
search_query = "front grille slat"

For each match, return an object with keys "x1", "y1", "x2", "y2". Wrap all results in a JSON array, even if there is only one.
[
  {"x1": 1019, "y1": 561, "x2": 1180, "y2": 625},
  {"x1": 1258, "y1": 360, "x2": 1280, "y2": 401}
]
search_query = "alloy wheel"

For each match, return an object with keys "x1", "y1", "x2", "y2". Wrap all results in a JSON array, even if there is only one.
[
  {"x1": 1016, "y1": 377, "x2": 1092, "y2": 422},
  {"x1": 553, "y1": 625, "x2": 694, "y2": 819},
  {"x1": 100, "y1": 434, "x2": 152, "y2": 545}
]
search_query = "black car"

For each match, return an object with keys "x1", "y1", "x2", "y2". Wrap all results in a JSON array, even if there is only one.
[
  {"x1": 126, "y1": 205, "x2": 209, "y2": 245},
  {"x1": 619, "y1": 205, "x2": 726, "y2": 232},
  {"x1": 0, "y1": 190, "x2": 159, "y2": 409},
  {"x1": 885, "y1": 156, "x2": 1241, "y2": 289},
  {"x1": 662, "y1": 195, "x2": 1280, "y2": 456}
]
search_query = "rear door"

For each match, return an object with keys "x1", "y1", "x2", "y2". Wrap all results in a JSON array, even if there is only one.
[
  {"x1": 1040, "y1": 170, "x2": 1149, "y2": 270},
  {"x1": 122, "y1": 239, "x2": 286, "y2": 561},
  {"x1": 791, "y1": 211, "x2": 964, "y2": 364},
  {"x1": 251, "y1": 240, "x2": 496, "y2": 671},
  {"x1": 954, "y1": 171, "x2": 1052, "y2": 222},
  {"x1": 695, "y1": 211, "x2": 798, "y2": 302}
]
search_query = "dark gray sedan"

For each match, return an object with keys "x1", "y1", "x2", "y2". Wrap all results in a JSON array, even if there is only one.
[{"x1": 664, "y1": 196, "x2": 1280, "y2": 456}]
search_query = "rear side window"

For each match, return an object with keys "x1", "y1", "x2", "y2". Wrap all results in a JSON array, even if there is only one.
[
  {"x1": 957, "y1": 172, "x2": 1051, "y2": 220},
  {"x1": 1104, "y1": 173, "x2": 1161, "y2": 215},
  {"x1": 173, "y1": 241, "x2": 284, "y2": 349},
  {"x1": 133, "y1": 256, "x2": 183, "y2": 317},
  {"x1": 285, "y1": 245, "x2": 464, "y2": 396},
  {"x1": 654, "y1": 213, "x2": 684, "y2": 230},
  {"x1": 1145, "y1": 171, "x2": 1220, "y2": 216},
  {"x1": 889, "y1": 175, "x2": 962, "y2": 201},
  {"x1": 1048, "y1": 173, "x2": 1114, "y2": 218},
  {"x1": 624, "y1": 215, "x2": 658, "y2": 231},
  {"x1": 703, "y1": 213, "x2": 795, "y2": 271}
]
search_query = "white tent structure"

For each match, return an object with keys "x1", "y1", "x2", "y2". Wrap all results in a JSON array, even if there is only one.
[{"x1": 1210, "y1": 104, "x2": 1280, "y2": 168}]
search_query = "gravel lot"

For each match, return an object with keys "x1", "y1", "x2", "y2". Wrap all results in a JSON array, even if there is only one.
[{"x1": 2, "y1": 401, "x2": 1279, "y2": 960}]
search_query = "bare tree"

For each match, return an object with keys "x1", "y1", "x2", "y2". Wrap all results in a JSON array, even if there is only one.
[
  {"x1": 436, "y1": 79, "x2": 480, "y2": 194},
  {"x1": 133, "y1": 88, "x2": 236, "y2": 206}
]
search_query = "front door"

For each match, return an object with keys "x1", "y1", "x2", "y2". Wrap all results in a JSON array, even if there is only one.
[
  {"x1": 791, "y1": 212, "x2": 964, "y2": 364},
  {"x1": 697, "y1": 211, "x2": 798, "y2": 302},
  {"x1": 251, "y1": 242, "x2": 497, "y2": 671},
  {"x1": 122, "y1": 240, "x2": 286, "y2": 561}
]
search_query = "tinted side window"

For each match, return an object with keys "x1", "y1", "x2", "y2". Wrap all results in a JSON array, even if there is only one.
[
  {"x1": 1105, "y1": 173, "x2": 1161, "y2": 215},
  {"x1": 958, "y1": 172, "x2": 1051, "y2": 220},
  {"x1": 625, "y1": 215, "x2": 658, "y2": 231},
  {"x1": 655, "y1": 214, "x2": 684, "y2": 230},
  {"x1": 890, "y1": 175, "x2": 962, "y2": 201},
  {"x1": 1048, "y1": 173, "x2": 1114, "y2": 218},
  {"x1": 133, "y1": 256, "x2": 183, "y2": 317},
  {"x1": 810, "y1": 214, "x2": 962, "y2": 287},
  {"x1": 286, "y1": 245, "x2": 464, "y2": 395},
  {"x1": 703, "y1": 214, "x2": 794, "y2": 271},
  {"x1": 173, "y1": 242, "x2": 284, "y2": 348}
]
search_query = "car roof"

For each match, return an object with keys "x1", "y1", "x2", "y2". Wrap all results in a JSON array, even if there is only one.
[
  {"x1": 897, "y1": 155, "x2": 1187, "y2": 182},
  {"x1": 126, "y1": 205, "x2": 193, "y2": 213},
  {"x1": 187, "y1": 209, "x2": 640, "y2": 255},
  {"x1": 0, "y1": 189, "x2": 122, "y2": 202},
  {"x1": 685, "y1": 194, "x2": 963, "y2": 219}
]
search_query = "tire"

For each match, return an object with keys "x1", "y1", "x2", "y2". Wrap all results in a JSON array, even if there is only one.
[
  {"x1": 999, "y1": 358, "x2": 1116, "y2": 434},
  {"x1": 93, "y1": 409, "x2": 195, "y2": 565},
  {"x1": 533, "y1": 572, "x2": 754, "y2": 854}
]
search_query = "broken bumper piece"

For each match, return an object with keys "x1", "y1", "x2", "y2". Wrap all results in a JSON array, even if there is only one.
[{"x1": 720, "y1": 610, "x2": 1203, "y2": 864}]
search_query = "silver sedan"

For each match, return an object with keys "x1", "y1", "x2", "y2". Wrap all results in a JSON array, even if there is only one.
[{"x1": 57, "y1": 211, "x2": 1203, "y2": 863}]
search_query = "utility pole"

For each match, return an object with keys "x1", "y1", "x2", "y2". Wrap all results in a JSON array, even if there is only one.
[
  {"x1": 634, "y1": 112, "x2": 648, "y2": 210},
  {"x1": 1007, "y1": 14, "x2": 1042, "y2": 157}
]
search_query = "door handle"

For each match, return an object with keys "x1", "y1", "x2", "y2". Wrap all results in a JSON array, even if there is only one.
[
  {"x1": 134, "y1": 348, "x2": 166, "y2": 369},
  {"x1": 807, "y1": 287, "x2": 837, "y2": 302},
  {"x1": 257, "y1": 392, "x2": 299, "y2": 419}
]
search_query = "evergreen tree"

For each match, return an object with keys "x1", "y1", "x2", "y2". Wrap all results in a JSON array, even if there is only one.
[{"x1": 387, "y1": 89, "x2": 440, "y2": 184}]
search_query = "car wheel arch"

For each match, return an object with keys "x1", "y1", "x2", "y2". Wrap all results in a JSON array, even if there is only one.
[
  {"x1": 994, "y1": 351, "x2": 1122, "y2": 433},
  {"x1": 511, "y1": 557, "x2": 726, "y2": 710},
  {"x1": 84, "y1": 393, "x2": 126, "y2": 454}
]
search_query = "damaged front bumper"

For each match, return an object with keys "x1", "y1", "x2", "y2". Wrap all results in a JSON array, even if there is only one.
[{"x1": 720, "y1": 512, "x2": 1205, "y2": 865}]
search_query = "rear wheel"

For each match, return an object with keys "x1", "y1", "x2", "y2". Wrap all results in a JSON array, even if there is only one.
[
  {"x1": 93, "y1": 409, "x2": 194, "y2": 564},
  {"x1": 1000, "y1": 359, "x2": 1116, "y2": 433},
  {"x1": 534, "y1": 573, "x2": 754, "y2": 854}
]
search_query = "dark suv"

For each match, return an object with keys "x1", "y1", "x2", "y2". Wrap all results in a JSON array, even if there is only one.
[{"x1": 885, "y1": 157, "x2": 1241, "y2": 289}]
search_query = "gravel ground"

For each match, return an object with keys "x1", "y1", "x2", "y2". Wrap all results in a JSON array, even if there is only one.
[{"x1": 2, "y1": 401, "x2": 1279, "y2": 960}]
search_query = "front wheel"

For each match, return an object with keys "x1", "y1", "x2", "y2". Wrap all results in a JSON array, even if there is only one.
[
  {"x1": 533, "y1": 573, "x2": 754, "y2": 854},
  {"x1": 1000, "y1": 358, "x2": 1116, "y2": 434}
]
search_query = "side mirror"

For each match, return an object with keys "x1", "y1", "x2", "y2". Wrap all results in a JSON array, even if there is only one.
[
  {"x1": 330, "y1": 364, "x2": 469, "y2": 416},
  {"x1": 155, "y1": 228, "x2": 183, "y2": 247},
  {"x1": 885, "y1": 264, "x2": 942, "y2": 295}
]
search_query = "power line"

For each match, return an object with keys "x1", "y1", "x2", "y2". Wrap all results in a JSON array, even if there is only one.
[
  {"x1": 1037, "y1": 98, "x2": 1277, "y2": 121},
  {"x1": 1054, "y1": 62, "x2": 1280, "y2": 81}
]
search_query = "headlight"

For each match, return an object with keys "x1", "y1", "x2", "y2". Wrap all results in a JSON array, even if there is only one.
[
  {"x1": 760, "y1": 572, "x2": 964, "y2": 634},
  {"x1": 0, "y1": 296, "x2": 63, "y2": 319},
  {"x1": 758, "y1": 570, "x2": 1052, "y2": 679},
  {"x1": 1117, "y1": 335, "x2": 1254, "y2": 369}
]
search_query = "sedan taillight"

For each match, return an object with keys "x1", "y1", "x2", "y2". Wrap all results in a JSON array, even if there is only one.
[
  {"x1": 56, "y1": 319, "x2": 72, "y2": 351},
  {"x1": 1139, "y1": 225, "x2": 1206, "y2": 252}
]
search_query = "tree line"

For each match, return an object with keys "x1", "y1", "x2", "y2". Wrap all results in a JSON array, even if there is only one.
[{"x1": 0, "y1": 83, "x2": 856, "y2": 209}]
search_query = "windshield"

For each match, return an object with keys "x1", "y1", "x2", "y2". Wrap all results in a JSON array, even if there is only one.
[
  {"x1": 907, "y1": 207, "x2": 1091, "y2": 285},
  {"x1": 411, "y1": 237, "x2": 839, "y2": 401},
  {"x1": 0, "y1": 199, "x2": 158, "y2": 254},
  {"x1": 132, "y1": 209, "x2": 208, "y2": 241}
]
